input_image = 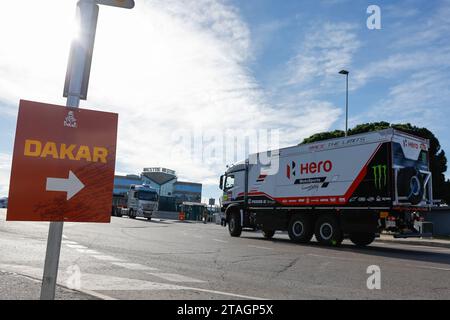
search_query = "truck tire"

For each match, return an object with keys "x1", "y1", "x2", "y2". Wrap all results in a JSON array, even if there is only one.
[
  {"x1": 228, "y1": 211, "x2": 242, "y2": 237},
  {"x1": 262, "y1": 230, "x2": 275, "y2": 239},
  {"x1": 147, "y1": 217, "x2": 152, "y2": 221},
  {"x1": 314, "y1": 214, "x2": 343, "y2": 246},
  {"x1": 129, "y1": 209, "x2": 136, "y2": 219},
  {"x1": 349, "y1": 233, "x2": 375, "y2": 247},
  {"x1": 288, "y1": 214, "x2": 314, "y2": 243}
]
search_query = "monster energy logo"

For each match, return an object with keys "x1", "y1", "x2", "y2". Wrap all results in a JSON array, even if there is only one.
[{"x1": 372, "y1": 165, "x2": 387, "y2": 189}]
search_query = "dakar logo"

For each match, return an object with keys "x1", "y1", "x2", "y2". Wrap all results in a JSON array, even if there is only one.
[
  {"x1": 372, "y1": 164, "x2": 387, "y2": 189},
  {"x1": 64, "y1": 111, "x2": 78, "y2": 128}
]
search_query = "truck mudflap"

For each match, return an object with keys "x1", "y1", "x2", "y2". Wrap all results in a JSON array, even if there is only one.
[{"x1": 393, "y1": 221, "x2": 434, "y2": 238}]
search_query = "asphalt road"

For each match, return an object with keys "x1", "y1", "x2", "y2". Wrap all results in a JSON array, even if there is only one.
[{"x1": 1, "y1": 208, "x2": 449, "y2": 300}]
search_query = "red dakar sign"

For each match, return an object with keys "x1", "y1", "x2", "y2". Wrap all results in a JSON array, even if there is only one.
[{"x1": 7, "y1": 100, "x2": 118, "y2": 222}]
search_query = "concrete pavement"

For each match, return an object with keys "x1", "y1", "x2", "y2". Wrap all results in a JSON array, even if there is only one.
[
  {"x1": 0, "y1": 270, "x2": 96, "y2": 300},
  {"x1": 1, "y1": 208, "x2": 450, "y2": 300}
]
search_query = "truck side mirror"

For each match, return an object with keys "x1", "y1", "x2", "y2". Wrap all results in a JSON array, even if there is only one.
[{"x1": 219, "y1": 175, "x2": 224, "y2": 190}]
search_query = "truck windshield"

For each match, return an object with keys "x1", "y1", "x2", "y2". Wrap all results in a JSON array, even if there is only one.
[
  {"x1": 224, "y1": 175, "x2": 235, "y2": 190},
  {"x1": 137, "y1": 191, "x2": 158, "y2": 201}
]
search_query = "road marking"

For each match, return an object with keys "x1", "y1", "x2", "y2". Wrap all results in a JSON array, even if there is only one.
[
  {"x1": 175, "y1": 285, "x2": 267, "y2": 300},
  {"x1": 0, "y1": 263, "x2": 266, "y2": 300},
  {"x1": 76, "y1": 249, "x2": 100, "y2": 255},
  {"x1": 417, "y1": 265, "x2": 450, "y2": 271},
  {"x1": 147, "y1": 273, "x2": 206, "y2": 283},
  {"x1": 213, "y1": 239, "x2": 228, "y2": 243},
  {"x1": 66, "y1": 244, "x2": 88, "y2": 249},
  {"x1": 63, "y1": 241, "x2": 79, "y2": 245},
  {"x1": 112, "y1": 262, "x2": 157, "y2": 270},
  {"x1": 248, "y1": 245, "x2": 273, "y2": 250},
  {"x1": 91, "y1": 255, "x2": 124, "y2": 262}
]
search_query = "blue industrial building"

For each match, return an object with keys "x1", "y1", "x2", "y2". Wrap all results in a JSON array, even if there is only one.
[{"x1": 114, "y1": 168, "x2": 202, "y2": 210}]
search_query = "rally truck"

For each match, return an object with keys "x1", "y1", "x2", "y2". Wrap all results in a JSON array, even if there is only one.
[
  {"x1": 219, "y1": 128, "x2": 434, "y2": 246},
  {"x1": 120, "y1": 184, "x2": 159, "y2": 221}
]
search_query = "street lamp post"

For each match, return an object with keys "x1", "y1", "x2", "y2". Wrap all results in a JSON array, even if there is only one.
[{"x1": 339, "y1": 70, "x2": 349, "y2": 136}]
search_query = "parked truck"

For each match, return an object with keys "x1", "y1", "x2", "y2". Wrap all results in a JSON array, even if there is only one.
[
  {"x1": 119, "y1": 184, "x2": 159, "y2": 220},
  {"x1": 219, "y1": 129, "x2": 434, "y2": 246}
]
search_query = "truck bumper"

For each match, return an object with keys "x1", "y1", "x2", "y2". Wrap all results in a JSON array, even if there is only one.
[{"x1": 142, "y1": 211, "x2": 153, "y2": 218}]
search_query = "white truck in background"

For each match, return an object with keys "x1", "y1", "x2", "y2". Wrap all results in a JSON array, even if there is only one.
[
  {"x1": 219, "y1": 129, "x2": 434, "y2": 246},
  {"x1": 119, "y1": 184, "x2": 159, "y2": 221}
]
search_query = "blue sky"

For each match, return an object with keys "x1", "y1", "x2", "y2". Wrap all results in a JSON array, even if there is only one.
[{"x1": 0, "y1": 0, "x2": 449, "y2": 202}]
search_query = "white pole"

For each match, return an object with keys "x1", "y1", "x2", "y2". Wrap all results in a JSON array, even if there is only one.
[{"x1": 40, "y1": 0, "x2": 98, "y2": 300}]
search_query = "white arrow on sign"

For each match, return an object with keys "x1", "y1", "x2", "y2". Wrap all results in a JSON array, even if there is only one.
[
  {"x1": 46, "y1": 171, "x2": 85, "y2": 200},
  {"x1": 95, "y1": 0, "x2": 135, "y2": 9}
]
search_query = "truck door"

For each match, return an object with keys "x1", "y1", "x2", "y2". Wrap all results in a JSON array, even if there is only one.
[
  {"x1": 224, "y1": 171, "x2": 245, "y2": 202},
  {"x1": 128, "y1": 190, "x2": 137, "y2": 209}
]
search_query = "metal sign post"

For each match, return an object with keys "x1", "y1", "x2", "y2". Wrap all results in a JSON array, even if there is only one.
[{"x1": 40, "y1": 0, "x2": 134, "y2": 300}]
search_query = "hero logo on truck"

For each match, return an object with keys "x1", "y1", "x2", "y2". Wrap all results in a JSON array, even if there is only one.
[
  {"x1": 287, "y1": 160, "x2": 333, "y2": 188},
  {"x1": 286, "y1": 160, "x2": 333, "y2": 179}
]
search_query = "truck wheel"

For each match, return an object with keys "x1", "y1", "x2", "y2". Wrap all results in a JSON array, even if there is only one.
[
  {"x1": 262, "y1": 230, "x2": 275, "y2": 239},
  {"x1": 288, "y1": 214, "x2": 314, "y2": 243},
  {"x1": 314, "y1": 214, "x2": 343, "y2": 246},
  {"x1": 129, "y1": 209, "x2": 136, "y2": 219},
  {"x1": 228, "y1": 212, "x2": 242, "y2": 237},
  {"x1": 349, "y1": 233, "x2": 375, "y2": 247},
  {"x1": 147, "y1": 217, "x2": 152, "y2": 221}
]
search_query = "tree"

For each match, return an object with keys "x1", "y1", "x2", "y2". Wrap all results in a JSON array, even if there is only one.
[
  {"x1": 301, "y1": 130, "x2": 345, "y2": 144},
  {"x1": 300, "y1": 122, "x2": 450, "y2": 203}
]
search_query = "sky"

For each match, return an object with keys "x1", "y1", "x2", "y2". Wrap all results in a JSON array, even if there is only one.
[{"x1": 0, "y1": 0, "x2": 449, "y2": 202}]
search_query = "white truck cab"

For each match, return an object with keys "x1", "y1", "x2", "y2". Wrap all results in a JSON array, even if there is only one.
[{"x1": 121, "y1": 184, "x2": 158, "y2": 220}]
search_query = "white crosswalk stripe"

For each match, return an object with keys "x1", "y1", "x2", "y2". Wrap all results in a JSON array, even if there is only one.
[
  {"x1": 112, "y1": 262, "x2": 158, "y2": 270},
  {"x1": 66, "y1": 244, "x2": 88, "y2": 249},
  {"x1": 91, "y1": 255, "x2": 124, "y2": 262}
]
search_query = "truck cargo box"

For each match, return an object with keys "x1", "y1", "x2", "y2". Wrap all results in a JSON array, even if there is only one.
[{"x1": 222, "y1": 128, "x2": 432, "y2": 210}]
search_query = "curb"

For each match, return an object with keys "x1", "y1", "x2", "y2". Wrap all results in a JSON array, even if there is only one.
[
  {"x1": 375, "y1": 238, "x2": 450, "y2": 249},
  {"x1": 0, "y1": 267, "x2": 113, "y2": 300}
]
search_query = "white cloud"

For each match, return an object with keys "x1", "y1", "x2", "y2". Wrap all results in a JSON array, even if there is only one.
[
  {"x1": 351, "y1": 1, "x2": 450, "y2": 161},
  {"x1": 0, "y1": 0, "x2": 345, "y2": 200},
  {"x1": 353, "y1": 49, "x2": 450, "y2": 90},
  {"x1": 284, "y1": 22, "x2": 360, "y2": 88},
  {"x1": 353, "y1": 0, "x2": 450, "y2": 90},
  {"x1": 365, "y1": 70, "x2": 450, "y2": 130}
]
